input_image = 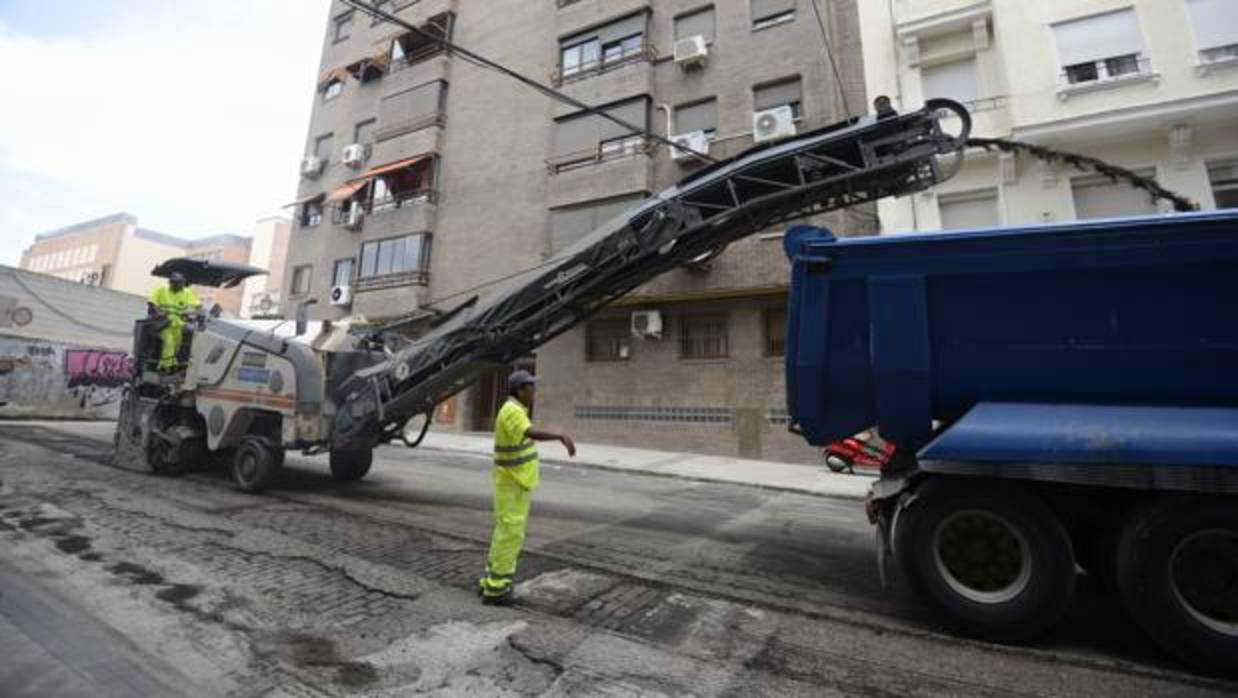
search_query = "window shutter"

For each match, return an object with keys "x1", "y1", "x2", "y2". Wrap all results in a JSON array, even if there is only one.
[
  {"x1": 1053, "y1": 9, "x2": 1144, "y2": 66},
  {"x1": 938, "y1": 191, "x2": 998, "y2": 230},
  {"x1": 554, "y1": 113, "x2": 596, "y2": 154},
  {"x1": 1072, "y1": 172, "x2": 1158, "y2": 220},
  {"x1": 675, "y1": 7, "x2": 716, "y2": 42},
  {"x1": 754, "y1": 78, "x2": 802, "y2": 111},
  {"x1": 599, "y1": 13, "x2": 646, "y2": 44},
  {"x1": 675, "y1": 100, "x2": 718, "y2": 134},
  {"x1": 922, "y1": 58, "x2": 979, "y2": 103},
  {"x1": 1186, "y1": 0, "x2": 1238, "y2": 51},
  {"x1": 550, "y1": 195, "x2": 643, "y2": 252},
  {"x1": 751, "y1": 0, "x2": 795, "y2": 21},
  {"x1": 379, "y1": 90, "x2": 416, "y2": 128},
  {"x1": 597, "y1": 97, "x2": 649, "y2": 143}
]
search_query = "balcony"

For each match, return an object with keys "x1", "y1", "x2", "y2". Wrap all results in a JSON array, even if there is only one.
[
  {"x1": 548, "y1": 138, "x2": 653, "y2": 208},
  {"x1": 552, "y1": 43, "x2": 656, "y2": 88}
]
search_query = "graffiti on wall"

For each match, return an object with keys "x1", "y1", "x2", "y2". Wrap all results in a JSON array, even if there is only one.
[
  {"x1": 65, "y1": 350, "x2": 133, "y2": 389},
  {"x1": 0, "y1": 341, "x2": 132, "y2": 417}
]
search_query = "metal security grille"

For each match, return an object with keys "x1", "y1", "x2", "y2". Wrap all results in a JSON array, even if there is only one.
[
  {"x1": 766, "y1": 409, "x2": 792, "y2": 425},
  {"x1": 585, "y1": 318, "x2": 630, "y2": 361},
  {"x1": 680, "y1": 314, "x2": 729, "y2": 359},
  {"x1": 576, "y1": 406, "x2": 734, "y2": 424}
]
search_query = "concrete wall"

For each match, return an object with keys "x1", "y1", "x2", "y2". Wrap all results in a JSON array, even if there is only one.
[{"x1": 0, "y1": 266, "x2": 146, "y2": 419}]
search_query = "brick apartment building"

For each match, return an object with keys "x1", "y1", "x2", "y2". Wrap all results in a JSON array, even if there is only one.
[{"x1": 285, "y1": 0, "x2": 869, "y2": 461}]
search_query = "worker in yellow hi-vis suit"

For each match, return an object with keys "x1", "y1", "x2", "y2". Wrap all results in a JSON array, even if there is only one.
[
  {"x1": 479, "y1": 370, "x2": 575, "y2": 605},
  {"x1": 148, "y1": 272, "x2": 201, "y2": 372}
]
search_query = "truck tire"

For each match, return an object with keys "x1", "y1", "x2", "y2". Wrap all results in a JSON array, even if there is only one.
[
  {"x1": 1114, "y1": 497, "x2": 1237, "y2": 676},
  {"x1": 231, "y1": 436, "x2": 281, "y2": 493},
  {"x1": 329, "y1": 449, "x2": 373, "y2": 482},
  {"x1": 894, "y1": 478, "x2": 1076, "y2": 642}
]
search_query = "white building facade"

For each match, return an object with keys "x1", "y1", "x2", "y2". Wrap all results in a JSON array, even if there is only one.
[{"x1": 859, "y1": 0, "x2": 1238, "y2": 233}]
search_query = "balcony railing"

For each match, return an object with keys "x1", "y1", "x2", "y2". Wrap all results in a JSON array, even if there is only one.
[
  {"x1": 363, "y1": 188, "x2": 439, "y2": 214},
  {"x1": 552, "y1": 44, "x2": 657, "y2": 87},
  {"x1": 356, "y1": 269, "x2": 430, "y2": 291},
  {"x1": 1059, "y1": 55, "x2": 1153, "y2": 88},
  {"x1": 374, "y1": 112, "x2": 446, "y2": 142},
  {"x1": 545, "y1": 136, "x2": 652, "y2": 174}
]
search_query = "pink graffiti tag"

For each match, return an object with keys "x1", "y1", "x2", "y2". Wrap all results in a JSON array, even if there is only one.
[{"x1": 65, "y1": 350, "x2": 134, "y2": 389}]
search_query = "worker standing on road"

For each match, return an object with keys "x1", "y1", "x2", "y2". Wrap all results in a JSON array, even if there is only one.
[
  {"x1": 479, "y1": 370, "x2": 575, "y2": 605},
  {"x1": 148, "y1": 271, "x2": 201, "y2": 372}
]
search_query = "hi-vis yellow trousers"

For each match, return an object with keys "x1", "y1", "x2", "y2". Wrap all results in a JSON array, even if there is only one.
[{"x1": 479, "y1": 471, "x2": 532, "y2": 598}]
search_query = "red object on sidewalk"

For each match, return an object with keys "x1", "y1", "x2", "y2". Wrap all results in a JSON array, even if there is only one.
[{"x1": 823, "y1": 431, "x2": 896, "y2": 473}]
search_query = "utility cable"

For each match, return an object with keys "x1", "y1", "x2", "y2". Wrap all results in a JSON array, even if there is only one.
[
  {"x1": 340, "y1": 0, "x2": 717, "y2": 163},
  {"x1": 809, "y1": 0, "x2": 852, "y2": 118}
]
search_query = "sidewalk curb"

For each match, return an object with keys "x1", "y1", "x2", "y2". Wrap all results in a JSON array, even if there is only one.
[{"x1": 415, "y1": 445, "x2": 871, "y2": 501}]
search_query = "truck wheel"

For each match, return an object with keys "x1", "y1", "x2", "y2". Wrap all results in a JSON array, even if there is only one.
[
  {"x1": 329, "y1": 449, "x2": 373, "y2": 482},
  {"x1": 894, "y1": 478, "x2": 1076, "y2": 642},
  {"x1": 1115, "y1": 498, "x2": 1237, "y2": 675},
  {"x1": 231, "y1": 436, "x2": 281, "y2": 493}
]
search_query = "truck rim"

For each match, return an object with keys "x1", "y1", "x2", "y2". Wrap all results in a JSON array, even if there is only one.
[
  {"x1": 933, "y1": 510, "x2": 1032, "y2": 605},
  {"x1": 236, "y1": 450, "x2": 259, "y2": 484},
  {"x1": 1170, "y1": 529, "x2": 1238, "y2": 637}
]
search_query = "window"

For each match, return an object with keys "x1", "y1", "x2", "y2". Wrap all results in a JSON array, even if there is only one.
[
  {"x1": 1209, "y1": 161, "x2": 1238, "y2": 209},
  {"x1": 586, "y1": 318, "x2": 631, "y2": 361},
  {"x1": 552, "y1": 97, "x2": 650, "y2": 168},
  {"x1": 1071, "y1": 170, "x2": 1159, "y2": 220},
  {"x1": 674, "y1": 98, "x2": 718, "y2": 138},
  {"x1": 556, "y1": 13, "x2": 647, "y2": 82},
  {"x1": 354, "y1": 119, "x2": 376, "y2": 145},
  {"x1": 1053, "y1": 9, "x2": 1148, "y2": 86},
  {"x1": 377, "y1": 80, "x2": 448, "y2": 141},
  {"x1": 560, "y1": 38, "x2": 600, "y2": 79},
  {"x1": 291, "y1": 265, "x2": 313, "y2": 296},
  {"x1": 1186, "y1": 0, "x2": 1238, "y2": 65},
  {"x1": 390, "y1": 13, "x2": 454, "y2": 68},
  {"x1": 333, "y1": 11, "x2": 353, "y2": 43},
  {"x1": 324, "y1": 79, "x2": 343, "y2": 101},
  {"x1": 922, "y1": 58, "x2": 979, "y2": 105},
  {"x1": 313, "y1": 133, "x2": 334, "y2": 162},
  {"x1": 752, "y1": 0, "x2": 795, "y2": 30},
  {"x1": 332, "y1": 258, "x2": 355, "y2": 287},
  {"x1": 939, "y1": 189, "x2": 999, "y2": 230},
  {"x1": 300, "y1": 199, "x2": 324, "y2": 228},
  {"x1": 764, "y1": 307, "x2": 787, "y2": 357},
  {"x1": 680, "y1": 313, "x2": 729, "y2": 359},
  {"x1": 754, "y1": 77, "x2": 803, "y2": 120},
  {"x1": 603, "y1": 34, "x2": 643, "y2": 65},
  {"x1": 549, "y1": 195, "x2": 644, "y2": 252},
  {"x1": 359, "y1": 234, "x2": 430, "y2": 279},
  {"x1": 675, "y1": 6, "x2": 716, "y2": 43}
]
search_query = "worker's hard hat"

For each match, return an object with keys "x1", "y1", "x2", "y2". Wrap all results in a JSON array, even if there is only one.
[
  {"x1": 169, "y1": 271, "x2": 188, "y2": 283},
  {"x1": 508, "y1": 370, "x2": 538, "y2": 391}
]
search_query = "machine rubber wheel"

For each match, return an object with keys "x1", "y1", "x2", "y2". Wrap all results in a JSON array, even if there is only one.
[
  {"x1": 329, "y1": 449, "x2": 373, "y2": 482},
  {"x1": 825, "y1": 454, "x2": 854, "y2": 474},
  {"x1": 1114, "y1": 497, "x2": 1238, "y2": 676},
  {"x1": 231, "y1": 436, "x2": 282, "y2": 493},
  {"x1": 894, "y1": 478, "x2": 1076, "y2": 642}
]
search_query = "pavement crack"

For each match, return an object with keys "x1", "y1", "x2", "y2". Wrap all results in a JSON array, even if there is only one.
[
  {"x1": 506, "y1": 634, "x2": 566, "y2": 679},
  {"x1": 200, "y1": 540, "x2": 421, "y2": 602}
]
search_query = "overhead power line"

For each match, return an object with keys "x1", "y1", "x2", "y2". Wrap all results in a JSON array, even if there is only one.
[
  {"x1": 340, "y1": 0, "x2": 717, "y2": 163},
  {"x1": 809, "y1": 0, "x2": 852, "y2": 118}
]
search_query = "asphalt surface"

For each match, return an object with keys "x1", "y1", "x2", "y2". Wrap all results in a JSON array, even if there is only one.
[{"x1": 1, "y1": 421, "x2": 1235, "y2": 697}]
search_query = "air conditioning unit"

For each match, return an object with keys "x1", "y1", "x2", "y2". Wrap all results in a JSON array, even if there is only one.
[
  {"x1": 329, "y1": 285, "x2": 353, "y2": 307},
  {"x1": 753, "y1": 105, "x2": 797, "y2": 143},
  {"x1": 670, "y1": 131, "x2": 710, "y2": 163},
  {"x1": 344, "y1": 202, "x2": 365, "y2": 231},
  {"x1": 300, "y1": 156, "x2": 324, "y2": 178},
  {"x1": 673, "y1": 35, "x2": 708, "y2": 68},
  {"x1": 341, "y1": 144, "x2": 366, "y2": 168},
  {"x1": 631, "y1": 310, "x2": 663, "y2": 339}
]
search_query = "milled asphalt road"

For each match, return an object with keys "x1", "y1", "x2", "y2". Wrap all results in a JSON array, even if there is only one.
[{"x1": 1, "y1": 420, "x2": 1235, "y2": 697}]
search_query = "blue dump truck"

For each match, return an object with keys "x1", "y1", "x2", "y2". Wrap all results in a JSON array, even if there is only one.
[{"x1": 784, "y1": 210, "x2": 1237, "y2": 674}]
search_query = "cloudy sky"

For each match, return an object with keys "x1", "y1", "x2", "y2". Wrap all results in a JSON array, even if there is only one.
[{"x1": 0, "y1": 0, "x2": 330, "y2": 265}]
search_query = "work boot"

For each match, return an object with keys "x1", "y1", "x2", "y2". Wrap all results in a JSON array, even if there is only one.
[{"x1": 481, "y1": 590, "x2": 515, "y2": 607}]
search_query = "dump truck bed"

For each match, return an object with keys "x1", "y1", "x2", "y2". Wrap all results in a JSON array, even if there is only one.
[{"x1": 783, "y1": 210, "x2": 1238, "y2": 455}]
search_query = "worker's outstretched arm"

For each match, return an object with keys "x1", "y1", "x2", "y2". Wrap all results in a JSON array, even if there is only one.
[{"x1": 526, "y1": 428, "x2": 576, "y2": 457}]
